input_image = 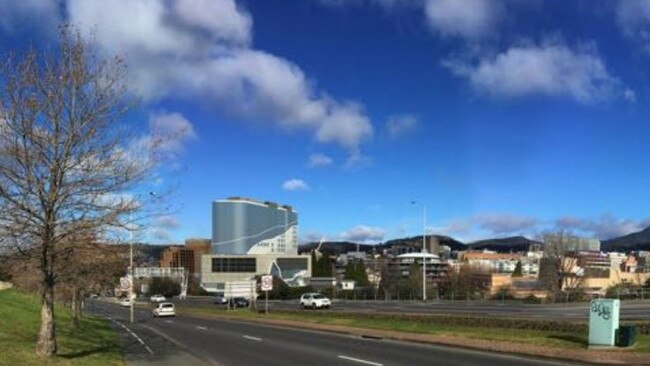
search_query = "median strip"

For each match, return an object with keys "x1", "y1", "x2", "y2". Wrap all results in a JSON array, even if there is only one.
[{"x1": 337, "y1": 355, "x2": 383, "y2": 366}]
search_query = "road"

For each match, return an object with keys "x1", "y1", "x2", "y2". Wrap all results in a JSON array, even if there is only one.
[
  {"x1": 178, "y1": 297, "x2": 650, "y2": 320},
  {"x1": 90, "y1": 300, "x2": 582, "y2": 366}
]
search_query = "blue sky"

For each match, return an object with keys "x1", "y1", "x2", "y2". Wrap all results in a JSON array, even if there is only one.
[{"x1": 2, "y1": 0, "x2": 650, "y2": 244}]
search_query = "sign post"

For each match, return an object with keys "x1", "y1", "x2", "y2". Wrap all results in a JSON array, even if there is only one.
[
  {"x1": 261, "y1": 275, "x2": 273, "y2": 314},
  {"x1": 589, "y1": 299, "x2": 620, "y2": 347}
]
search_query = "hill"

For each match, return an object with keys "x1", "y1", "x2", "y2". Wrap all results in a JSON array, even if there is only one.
[
  {"x1": 601, "y1": 227, "x2": 650, "y2": 252},
  {"x1": 380, "y1": 235, "x2": 466, "y2": 252},
  {"x1": 298, "y1": 241, "x2": 377, "y2": 255},
  {"x1": 467, "y1": 236, "x2": 542, "y2": 253}
]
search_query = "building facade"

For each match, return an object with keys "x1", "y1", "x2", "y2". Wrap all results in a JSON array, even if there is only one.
[
  {"x1": 202, "y1": 197, "x2": 309, "y2": 296},
  {"x1": 212, "y1": 197, "x2": 298, "y2": 255},
  {"x1": 159, "y1": 238, "x2": 211, "y2": 277}
]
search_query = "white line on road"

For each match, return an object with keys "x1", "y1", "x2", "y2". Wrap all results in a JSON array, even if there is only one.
[
  {"x1": 105, "y1": 317, "x2": 154, "y2": 355},
  {"x1": 196, "y1": 326, "x2": 208, "y2": 330},
  {"x1": 242, "y1": 335, "x2": 262, "y2": 342},
  {"x1": 165, "y1": 320, "x2": 174, "y2": 324},
  {"x1": 337, "y1": 355, "x2": 383, "y2": 366}
]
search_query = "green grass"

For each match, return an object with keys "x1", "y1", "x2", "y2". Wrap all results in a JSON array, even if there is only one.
[
  {"x1": 0, "y1": 289, "x2": 124, "y2": 366},
  {"x1": 180, "y1": 306, "x2": 650, "y2": 352}
]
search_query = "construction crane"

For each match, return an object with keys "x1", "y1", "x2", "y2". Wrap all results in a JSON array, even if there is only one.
[{"x1": 313, "y1": 237, "x2": 326, "y2": 260}]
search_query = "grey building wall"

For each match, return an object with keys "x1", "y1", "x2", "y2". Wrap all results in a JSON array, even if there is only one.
[{"x1": 212, "y1": 199, "x2": 298, "y2": 255}]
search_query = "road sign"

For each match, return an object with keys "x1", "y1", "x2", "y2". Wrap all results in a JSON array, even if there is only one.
[
  {"x1": 119, "y1": 275, "x2": 132, "y2": 291},
  {"x1": 261, "y1": 275, "x2": 273, "y2": 291}
]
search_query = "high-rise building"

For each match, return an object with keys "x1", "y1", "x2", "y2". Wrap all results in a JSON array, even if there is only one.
[
  {"x1": 212, "y1": 197, "x2": 298, "y2": 255},
  {"x1": 201, "y1": 197, "x2": 309, "y2": 296}
]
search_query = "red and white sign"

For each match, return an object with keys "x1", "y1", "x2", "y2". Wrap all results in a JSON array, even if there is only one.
[{"x1": 261, "y1": 275, "x2": 273, "y2": 291}]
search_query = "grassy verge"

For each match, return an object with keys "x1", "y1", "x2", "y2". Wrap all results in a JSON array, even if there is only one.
[
  {"x1": 180, "y1": 306, "x2": 650, "y2": 352},
  {"x1": 0, "y1": 289, "x2": 124, "y2": 366}
]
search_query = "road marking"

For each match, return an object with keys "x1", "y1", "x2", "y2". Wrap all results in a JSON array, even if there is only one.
[
  {"x1": 196, "y1": 325, "x2": 208, "y2": 330},
  {"x1": 105, "y1": 317, "x2": 154, "y2": 355},
  {"x1": 337, "y1": 355, "x2": 383, "y2": 366},
  {"x1": 164, "y1": 320, "x2": 174, "y2": 324},
  {"x1": 242, "y1": 335, "x2": 262, "y2": 342}
]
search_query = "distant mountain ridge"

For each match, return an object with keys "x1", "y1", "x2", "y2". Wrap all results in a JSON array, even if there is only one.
[
  {"x1": 601, "y1": 227, "x2": 650, "y2": 252},
  {"x1": 467, "y1": 236, "x2": 542, "y2": 253}
]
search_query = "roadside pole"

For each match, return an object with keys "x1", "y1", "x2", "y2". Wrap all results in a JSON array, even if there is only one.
[{"x1": 261, "y1": 274, "x2": 273, "y2": 315}]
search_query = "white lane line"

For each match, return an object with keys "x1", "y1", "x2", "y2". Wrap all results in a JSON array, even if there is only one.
[
  {"x1": 105, "y1": 317, "x2": 154, "y2": 355},
  {"x1": 242, "y1": 335, "x2": 262, "y2": 342},
  {"x1": 337, "y1": 355, "x2": 383, "y2": 366},
  {"x1": 196, "y1": 325, "x2": 208, "y2": 330},
  {"x1": 164, "y1": 320, "x2": 174, "y2": 324}
]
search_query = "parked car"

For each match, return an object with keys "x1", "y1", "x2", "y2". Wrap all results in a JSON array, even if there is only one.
[
  {"x1": 119, "y1": 298, "x2": 131, "y2": 307},
  {"x1": 300, "y1": 293, "x2": 331, "y2": 309},
  {"x1": 214, "y1": 295, "x2": 228, "y2": 305},
  {"x1": 150, "y1": 294, "x2": 166, "y2": 302},
  {"x1": 152, "y1": 302, "x2": 176, "y2": 317},
  {"x1": 229, "y1": 297, "x2": 250, "y2": 308}
]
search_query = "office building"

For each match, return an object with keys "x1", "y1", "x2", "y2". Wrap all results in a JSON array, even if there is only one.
[{"x1": 201, "y1": 197, "x2": 309, "y2": 295}]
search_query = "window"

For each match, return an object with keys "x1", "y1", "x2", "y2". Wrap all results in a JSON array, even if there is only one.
[{"x1": 212, "y1": 258, "x2": 257, "y2": 273}]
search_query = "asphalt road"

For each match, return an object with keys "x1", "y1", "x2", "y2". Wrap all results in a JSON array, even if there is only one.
[
  {"x1": 178, "y1": 297, "x2": 650, "y2": 320},
  {"x1": 90, "y1": 300, "x2": 582, "y2": 366}
]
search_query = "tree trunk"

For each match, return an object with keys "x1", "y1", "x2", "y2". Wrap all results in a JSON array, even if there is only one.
[
  {"x1": 36, "y1": 283, "x2": 57, "y2": 357},
  {"x1": 71, "y1": 288, "x2": 80, "y2": 327}
]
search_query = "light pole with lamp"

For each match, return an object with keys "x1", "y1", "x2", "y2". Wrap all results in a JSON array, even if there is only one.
[{"x1": 411, "y1": 201, "x2": 427, "y2": 301}]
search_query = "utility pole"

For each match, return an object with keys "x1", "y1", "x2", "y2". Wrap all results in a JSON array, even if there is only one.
[
  {"x1": 129, "y1": 239, "x2": 134, "y2": 323},
  {"x1": 422, "y1": 205, "x2": 427, "y2": 302}
]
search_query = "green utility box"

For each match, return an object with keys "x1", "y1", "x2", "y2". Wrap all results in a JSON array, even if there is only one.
[
  {"x1": 588, "y1": 299, "x2": 620, "y2": 347},
  {"x1": 615, "y1": 325, "x2": 637, "y2": 347}
]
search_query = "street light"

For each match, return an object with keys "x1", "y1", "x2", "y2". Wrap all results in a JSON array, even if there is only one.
[
  {"x1": 129, "y1": 192, "x2": 158, "y2": 324},
  {"x1": 411, "y1": 201, "x2": 427, "y2": 301}
]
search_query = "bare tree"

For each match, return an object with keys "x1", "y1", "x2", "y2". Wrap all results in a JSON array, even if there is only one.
[
  {"x1": 0, "y1": 27, "x2": 152, "y2": 357},
  {"x1": 540, "y1": 232, "x2": 585, "y2": 302}
]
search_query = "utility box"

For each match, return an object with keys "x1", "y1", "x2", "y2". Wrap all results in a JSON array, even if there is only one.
[
  {"x1": 616, "y1": 325, "x2": 637, "y2": 347},
  {"x1": 589, "y1": 299, "x2": 620, "y2": 347}
]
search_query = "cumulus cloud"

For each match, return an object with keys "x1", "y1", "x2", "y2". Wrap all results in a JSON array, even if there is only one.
[
  {"x1": 617, "y1": 1, "x2": 650, "y2": 53},
  {"x1": 424, "y1": 0, "x2": 504, "y2": 40},
  {"x1": 0, "y1": 0, "x2": 60, "y2": 35},
  {"x1": 443, "y1": 42, "x2": 629, "y2": 103},
  {"x1": 474, "y1": 213, "x2": 537, "y2": 235},
  {"x1": 554, "y1": 214, "x2": 650, "y2": 240},
  {"x1": 148, "y1": 112, "x2": 197, "y2": 153},
  {"x1": 282, "y1": 179, "x2": 310, "y2": 191},
  {"x1": 386, "y1": 114, "x2": 418, "y2": 138},
  {"x1": 154, "y1": 215, "x2": 182, "y2": 229},
  {"x1": 62, "y1": 0, "x2": 373, "y2": 152},
  {"x1": 308, "y1": 153, "x2": 334, "y2": 167},
  {"x1": 340, "y1": 225, "x2": 385, "y2": 243}
]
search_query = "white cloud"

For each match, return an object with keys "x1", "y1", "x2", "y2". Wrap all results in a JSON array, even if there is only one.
[
  {"x1": 62, "y1": 0, "x2": 373, "y2": 152},
  {"x1": 282, "y1": 179, "x2": 310, "y2": 191},
  {"x1": 148, "y1": 112, "x2": 197, "y2": 153},
  {"x1": 444, "y1": 42, "x2": 629, "y2": 103},
  {"x1": 340, "y1": 225, "x2": 385, "y2": 243},
  {"x1": 308, "y1": 153, "x2": 334, "y2": 167},
  {"x1": 386, "y1": 114, "x2": 418, "y2": 137},
  {"x1": 424, "y1": 0, "x2": 503, "y2": 40},
  {"x1": 0, "y1": 0, "x2": 60, "y2": 35},
  {"x1": 474, "y1": 213, "x2": 537, "y2": 234},
  {"x1": 554, "y1": 214, "x2": 650, "y2": 240},
  {"x1": 617, "y1": 1, "x2": 650, "y2": 53},
  {"x1": 154, "y1": 215, "x2": 181, "y2": 229}
]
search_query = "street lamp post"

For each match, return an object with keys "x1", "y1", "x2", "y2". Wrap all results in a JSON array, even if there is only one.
[
  {"x1": 411, "y1": 201, "x2": 427, "y2": 302},
  {"x1": 421, "y1": 205, "x2": 427, "y2": 302},
  {"x1": 128, "y1": 214, "x2": 135, "y2": 324}
]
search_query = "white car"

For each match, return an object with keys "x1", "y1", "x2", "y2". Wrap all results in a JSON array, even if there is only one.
[
  {"x1": 300, "y1": 293, "x2": 331, "y2": 309},
  {"x1": 150, "y1": 294, "x2": 166, "y2": 302},
  {"x1": 153, "y1": 302, "x2": 175, "y2": 317},
  {"x1": 119, "y1": 298, "x2": 131, "y2": 307}
]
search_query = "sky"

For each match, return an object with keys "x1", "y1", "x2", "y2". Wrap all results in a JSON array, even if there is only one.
[{"x1": 1, "y1": 0, "x2": 650, "y2": 244}]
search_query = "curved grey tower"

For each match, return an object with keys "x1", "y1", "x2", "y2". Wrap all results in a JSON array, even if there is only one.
[{"x1": 212, "y1": 197, "x2": 298, "y2": 255}]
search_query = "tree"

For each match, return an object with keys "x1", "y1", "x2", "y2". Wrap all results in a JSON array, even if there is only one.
[
  {"x1": 311, "y1": 251, "x2": 333, "y2": 277},
  {"x1": 540, "y1": 232, "x2": 585, "y2": 302},
  {"x1": 149, "y1": 277, "x2": 181, "y2": 298},
  {"x1": 344, "y1": 261, "x2": 369, "y2": 287},
  {"x1": 0, "y1": 28, "x2": 153, "y2": 357},
  {"x1": 512, "y1": 261, "x2": 523, "y2": 277}
]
